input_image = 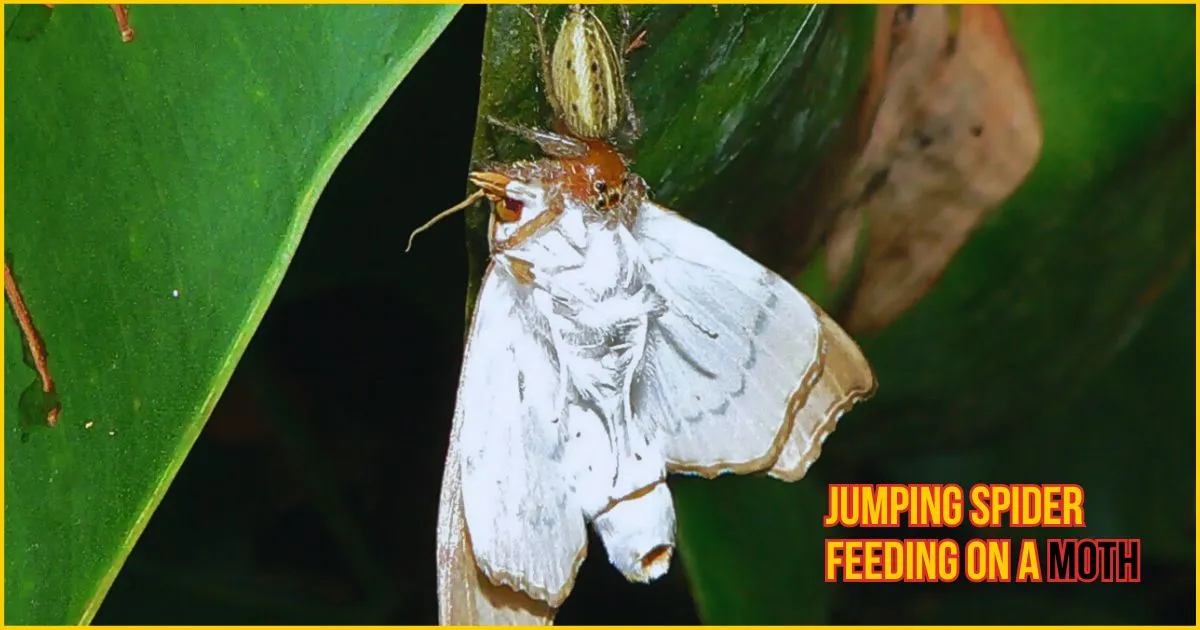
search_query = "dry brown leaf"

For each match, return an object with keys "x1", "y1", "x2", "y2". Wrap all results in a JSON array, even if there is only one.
[{"x1": 828, "y1": 4, "x2": 1043, "y2": 334}]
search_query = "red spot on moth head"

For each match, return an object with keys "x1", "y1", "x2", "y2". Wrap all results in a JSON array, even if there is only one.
[{"x1": 497, "y1": 197, "x2": 524, "y2": 223}]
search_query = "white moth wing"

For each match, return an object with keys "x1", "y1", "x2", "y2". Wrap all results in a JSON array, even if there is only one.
[
  {"x1": 452, "y1": 262, "x2": 587, "y2": 610},
  {"x1": 630, "y1": 200, "x2": 870, "y2": 477},
  {"x1": 768, "y1": 299, "x2": 876, "y2": 481},
  {"x1": 435, "y1": 398, "x2": 553, "y2": 625}
]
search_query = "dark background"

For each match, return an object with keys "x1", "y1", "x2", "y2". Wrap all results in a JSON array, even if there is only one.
[{"x1": 92, "y1": 5, "x2": 1196, "y2": 625}]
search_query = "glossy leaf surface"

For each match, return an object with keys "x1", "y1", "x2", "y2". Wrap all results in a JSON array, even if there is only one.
[{"x1": 4, "y1": 5, "x2": 459, "y2": 624}]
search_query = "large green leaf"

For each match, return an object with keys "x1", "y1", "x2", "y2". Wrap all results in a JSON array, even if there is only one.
[
  {"x1": 4, "y1": 5, "x2": 458, "y2": 624},
  {"x1": 470, "y1": 5, "x2": 876, "y2": 624}
]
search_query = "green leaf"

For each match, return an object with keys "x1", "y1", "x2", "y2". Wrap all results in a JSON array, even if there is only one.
[
  {"x1": 3, "y1": 5, "x2": 458, "y2": 624},
  {"x1": 471, "y1": 5, "x2": 875, "y2": 623}
]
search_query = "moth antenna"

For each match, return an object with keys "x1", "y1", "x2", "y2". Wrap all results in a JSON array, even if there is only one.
[{"x1": 405, "y1": 189, "x2": 486, "y2": 252}]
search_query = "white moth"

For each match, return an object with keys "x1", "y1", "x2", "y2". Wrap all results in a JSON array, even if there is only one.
[
  {"x1": 421, "y1": 5, "x2": 877, "y2": 625},
  {"x1": 423, "y1": 135, "x2": 877, "y2": 623}
]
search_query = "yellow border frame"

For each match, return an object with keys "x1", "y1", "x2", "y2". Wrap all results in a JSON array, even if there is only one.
[{"x1": 0, "y1": 2, "x2": 1196, "y2": 628}]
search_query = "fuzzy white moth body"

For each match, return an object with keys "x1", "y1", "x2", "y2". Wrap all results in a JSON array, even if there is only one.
[
  {"x1": 471, "y1": 162, "x2": 674, "y2": 594},
  {"x1": 433, "y1": 140, "x2": 876, "y2": 619}
]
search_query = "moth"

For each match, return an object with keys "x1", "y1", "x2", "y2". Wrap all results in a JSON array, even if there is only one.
[{"x1": 423, "y1": 5, "x2": 877, "y2": 624}]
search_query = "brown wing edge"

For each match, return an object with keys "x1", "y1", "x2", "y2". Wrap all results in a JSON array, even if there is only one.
[
  {"x1": 768, "y1": 297, "x2": 878, "y2": 482},
  {"x1": 661, "y1": 317, "x2": 825, "y2": 480}
]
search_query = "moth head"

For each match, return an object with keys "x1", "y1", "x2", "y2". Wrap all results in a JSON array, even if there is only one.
[
  {"x1": 404, "y1": 169, "x2": 551, "y2": 253},
  {"x1": 403, "y1": 141, "x2": 635, "y2": 253},
  {"x1": 469, "y1": 168, "x2": 574, "y2": 251},
  {"x1": 469, "y1": 171, "x2": 548, "y2": 227}
]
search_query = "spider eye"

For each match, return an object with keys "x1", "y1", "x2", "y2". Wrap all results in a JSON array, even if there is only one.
[{"x1": 594, "y1": 180, "x2": 608, "y2": 194}]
